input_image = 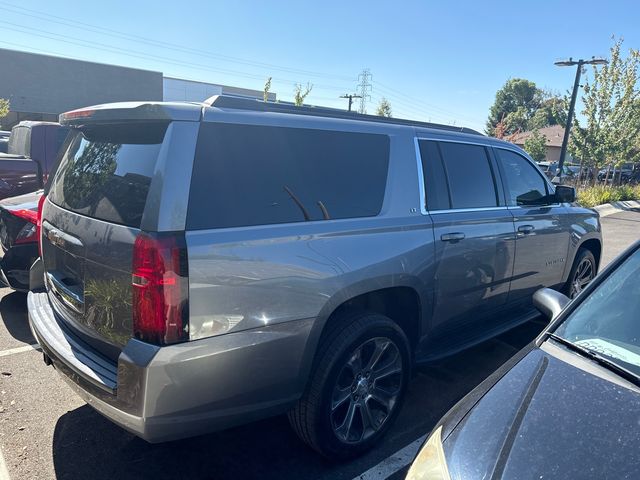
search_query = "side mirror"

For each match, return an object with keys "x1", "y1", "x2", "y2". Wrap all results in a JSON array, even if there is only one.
[
  {"x1": 554, "y1": 185, "x2": 576, "y2": 203},
  {"x1": 533, "y1": 288, "x2": 570, "y2": 320}
]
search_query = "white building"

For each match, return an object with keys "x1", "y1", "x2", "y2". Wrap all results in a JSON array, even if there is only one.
[{"x1": 163, "y1": 77, "x2": 276, "y2": 102}]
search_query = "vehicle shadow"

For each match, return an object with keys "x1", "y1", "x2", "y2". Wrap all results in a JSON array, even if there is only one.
[
  {"x1": 51, "y1": 318, "x2": 547, "y2": 480},
  {"x1": 0, "y1": 290, "x2": 34, "y2": 344},
  {"x1": 52, "y1": 408, "x2": 336, "y2": 480}
]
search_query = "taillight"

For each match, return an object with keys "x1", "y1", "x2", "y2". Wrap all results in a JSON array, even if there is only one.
[
  {"x1": 9, "y1": 207, "x2": 39, "y2": 244},
  {"x1": 36, "y1": 195, "x2": 46, "y2": 255},
  {"x1": 15, "y1": 223, "x2": 37, "y2": 245},
  {"x1": 10, "y1": 209, "x2": 38, "y2": 224},
  {"x1": 132, "y1": 232, "x2": 189, "y2": 345}
]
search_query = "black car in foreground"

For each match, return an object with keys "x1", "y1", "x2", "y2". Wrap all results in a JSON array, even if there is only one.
[
  {"x1": 407, "y1": 240, "x2": 640, "y2": 480},
  {"x1": 0, "y1": 190, "x2": 42, "y2": 291}
]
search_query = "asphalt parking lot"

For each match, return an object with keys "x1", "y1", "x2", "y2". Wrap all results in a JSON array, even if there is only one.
[{"x1": 0, "y1": 208, "x2": 638, "y2": 480}]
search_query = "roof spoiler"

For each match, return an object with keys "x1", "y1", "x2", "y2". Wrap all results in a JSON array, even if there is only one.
[{"x1": 60, "y1": 102, "x2": 202, "y2": 126}]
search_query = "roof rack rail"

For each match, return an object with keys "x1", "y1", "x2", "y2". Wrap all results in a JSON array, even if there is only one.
[{"x1": 203, "y1": 95, "x2": 483, "y2": 136}]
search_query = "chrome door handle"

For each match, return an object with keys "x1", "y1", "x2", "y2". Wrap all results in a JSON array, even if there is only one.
[
  {"x1": 441, "y1": 232, "x2": 465, "y2": 242},
  {"x1": 518, "y1": 225, "x2": 535, "y2": 235}
]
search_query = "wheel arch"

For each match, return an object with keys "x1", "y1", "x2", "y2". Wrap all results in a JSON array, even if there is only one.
[
  {"x1": 562, "y1": 232, "x2": 602, "y2": 283},
  {"x1": 579, "y1": 238, "x2": 602, "y2": 271},
  {"x1": 296, "y1": 275, "x2": 428, "y2": 394}
]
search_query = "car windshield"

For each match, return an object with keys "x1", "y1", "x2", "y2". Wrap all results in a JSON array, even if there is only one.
[{"x1": 554, "y1": 247, "x2": 640, "y2": 377}]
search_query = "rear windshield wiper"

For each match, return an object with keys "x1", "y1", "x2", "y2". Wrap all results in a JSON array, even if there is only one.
[{"x1": 549, "y1": 333, "x2": 640, "y2": 388}]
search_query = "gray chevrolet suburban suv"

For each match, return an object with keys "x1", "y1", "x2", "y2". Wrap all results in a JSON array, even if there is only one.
[{"x1": 27, "y1": 96, "x2": 601, "y2": 459}]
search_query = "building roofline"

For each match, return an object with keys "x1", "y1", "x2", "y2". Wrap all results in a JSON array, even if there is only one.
[{"x1": 0, "y1": 47, "x2": 163, "y2": 76}]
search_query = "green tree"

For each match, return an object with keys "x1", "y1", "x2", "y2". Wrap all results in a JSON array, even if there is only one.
[
  {"x1": 263, "y1": 77, "x2": 272, "y2": 102},
  {"x1": 293, "y1": 82, "x2": 313, "y2": 106},
  {"x1": 523, "y1": 130, "x2": 548, "y2": 162},
  {"x1": 502, "y1": 106, "x2": 530, "y2": 134},
  {"x1": 486, "y1": 78, "x2": 541, "y2": 135},
  {"x1": 376, "y1": 97, "x2": 392, "y2": 117},
  {"x1": 0, "y1": 98, "x2": 9, "y2": 118},
  {"x1": 569, "y1": 38, "x2": 640, "y2": 180},
  {"x1": 487, "y1": 79, "x2": 568, "y2": 136},
  {"x1": 528, "y1": 94, "x2": 567, "y2": 130}
]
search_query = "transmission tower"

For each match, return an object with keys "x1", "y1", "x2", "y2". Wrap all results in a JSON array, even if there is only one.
[{"x1": 357, "y1": 69, "x2": 372, "y2": 114}]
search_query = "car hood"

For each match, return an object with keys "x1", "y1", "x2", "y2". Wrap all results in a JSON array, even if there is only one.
[{"x1": 443, "y1": 345, "x2": 640, "y2": 479}]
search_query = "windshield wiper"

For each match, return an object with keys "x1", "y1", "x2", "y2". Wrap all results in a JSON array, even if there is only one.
[{"x1": 549, "y1": 333, "x2": 640, "y2": 388}]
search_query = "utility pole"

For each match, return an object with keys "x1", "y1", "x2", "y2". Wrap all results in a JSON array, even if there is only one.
[
  {"x1": 339, "y1": 93, "x2": 362, "y2": 112},
  {"x1": 357, "y1": 69, "x2": 372, "y2": 114},
  {"x1": 554, "y1": 56, "x2": 608, "y2": 182}
]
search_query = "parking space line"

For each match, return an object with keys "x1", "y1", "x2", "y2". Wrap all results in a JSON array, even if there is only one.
[
  {"x1": 0, "y1": 344, "x2": 40, "y2": 358},
  {"x1": 0, "y1": 447, "x2": 10, "y2": 480},
  {"x1": 352, "y1": 434, "x2": 426, "y2": 480}
]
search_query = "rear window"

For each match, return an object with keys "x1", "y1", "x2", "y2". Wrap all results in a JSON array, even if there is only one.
[
  {"x1": 187, "y1": 123, "x2": 390, "y2": 230},
  {"x1": 48, "y1": 123, "x2": 167, "y2": 228},
  {"x1": 8, "y1": 126, "x2": 31, "y2": 156}
]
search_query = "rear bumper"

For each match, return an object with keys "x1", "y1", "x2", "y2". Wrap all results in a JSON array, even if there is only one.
[{"x1": 28, "y1": 291, "x2": 314, "y2": 442}]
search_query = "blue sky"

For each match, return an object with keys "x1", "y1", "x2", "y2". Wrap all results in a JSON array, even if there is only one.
[{"x1": 1, "y1": 0, "x2": 638, "y2": 132}]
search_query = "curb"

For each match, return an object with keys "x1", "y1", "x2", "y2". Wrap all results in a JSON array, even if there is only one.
[{"x1": 593, "y1": 200, "x2": 640, "y2": 218}]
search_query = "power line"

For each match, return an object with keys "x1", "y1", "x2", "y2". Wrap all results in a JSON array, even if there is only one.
[
  {"x1": 369, "y1": 93, "x2": 455, "y2": 124},
  {"x1": 374, "y1": 81, "x2": 484, "y2": 124},
  {"x1": 373, "y1": 88, "x2": 485, "y2": 127},
  {"x1": 357, "y1": 69, "x2": 372, "y2": 114},
  {"x1": 0, "y1": 21, "x2": 352, "y2": 93},
  {"x1": 0, "y1": 1, "x2": 486, "y2": 126},
  {"x1": 0, "y1": 0, "x2": 355, "y2": 82}
]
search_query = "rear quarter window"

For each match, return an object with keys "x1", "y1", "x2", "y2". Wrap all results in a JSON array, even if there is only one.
[
  {"x1": 48, "y1": 123, "x2": 167, "y2": 228},
  {"x1": 187, "y1": 123, "x2": 390, "y2": 230}
]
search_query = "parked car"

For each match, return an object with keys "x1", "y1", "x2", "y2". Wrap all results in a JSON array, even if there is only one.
[
  {"x1": 406, "y1": 239, "x2": 640, "y2": 480},
  {"x1": 597, "y1": 164, "x2": 635, "y2": 183},
  {"x1": 0, "y1": 121, "x2": 69, "y2": 199},
  {"x1": 537, "y1": 161, "x2": 576, "y2": 181},
  {"x1": 0, "y1": 190, "x2": 42, "y2": 291},
  {"x1": 28, "y1": 97, "x2": 601, "y2": 459},
  {"x1": 0, "y1": 130, "x2": 9, "y2": 154}
]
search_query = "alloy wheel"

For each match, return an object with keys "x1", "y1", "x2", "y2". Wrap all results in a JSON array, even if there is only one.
[
  {"x1": 330, "y1": 337, "x2": 403, "y2": 444},
  {"x1": 570, "y1": 257, "x2": 595, "y2": 298}
]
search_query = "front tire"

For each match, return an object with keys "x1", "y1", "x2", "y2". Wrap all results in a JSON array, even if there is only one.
[
  {"x1": 288, "y1": 311, "x2": 411, "y2": 460},
  {"x1": 565, "y1": 248, "x2": 596, "y2": 298}
]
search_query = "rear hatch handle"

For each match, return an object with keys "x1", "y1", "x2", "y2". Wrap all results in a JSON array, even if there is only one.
[{"x1": 46, "y1": 271, "x2": 84, "y2": 314}]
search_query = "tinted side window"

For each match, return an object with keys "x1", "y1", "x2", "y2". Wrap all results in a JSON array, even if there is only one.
[
  {"x1": 187, "y1": 123, "x2": 390, "y2": 230},
  {"x1": 439, "y1": 142, "x2": 498, "y2": 209},
  {"x1": 418, "y1": 140, "x2": 450, "y2": 210},
  {"x1": 495, "y1": 149, "x2": 549, "y2": 206}
]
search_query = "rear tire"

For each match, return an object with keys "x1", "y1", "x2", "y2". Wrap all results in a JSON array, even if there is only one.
[
  {"x1": 288, "y1": 311, "x2": 411, "y2": 460},
  {"x1": 564, "y1": 248, "x2": 596, "y2": 299}
]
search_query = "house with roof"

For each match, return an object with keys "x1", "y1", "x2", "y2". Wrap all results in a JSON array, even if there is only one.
[{"x1": 510, "y1": 125, "x2": 575, "y2": 163}]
